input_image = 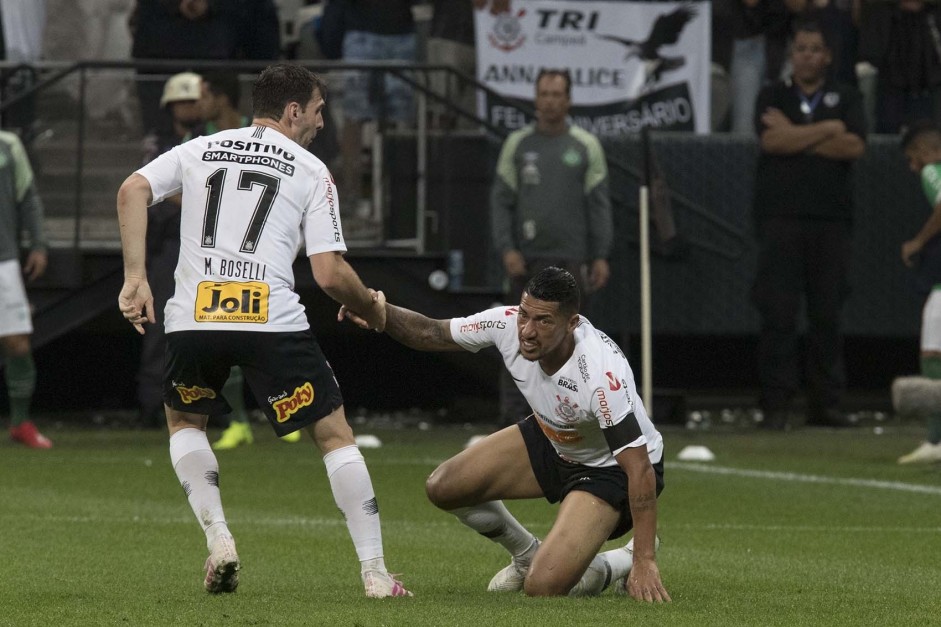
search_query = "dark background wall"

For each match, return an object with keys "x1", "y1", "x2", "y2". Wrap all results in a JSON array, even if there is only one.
[{"x1": 9, "y1": 133, "x2": 925, "y2": 418}]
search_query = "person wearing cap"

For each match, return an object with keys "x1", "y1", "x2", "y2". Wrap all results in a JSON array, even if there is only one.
[
  {"x1": 156, "y1": 72, "x2": 204, "y2": 152},
  {"x1": 135, "y1": 71, "x2": 205, "y2": 429}
]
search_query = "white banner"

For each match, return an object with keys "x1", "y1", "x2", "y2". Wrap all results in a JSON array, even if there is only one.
[{"x1": 475, "y1": 0, "x2": 711, "y2": 136}]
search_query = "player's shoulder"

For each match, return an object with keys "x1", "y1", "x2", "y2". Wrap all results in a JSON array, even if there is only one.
[
  {"x1": 574, "y1": 319, "x2": 628, "y2": 376},
  {"x1": 503, "y1": 125, "x2": 536, "y2": 152},
  {"x1": 455, "y1": 305, "x2": 517, "y2": 329},
  {"x1": 0, "y1": 129, "x2": 24, "y2": 151},
  {"x1": 568, "y1": 124, "x2": 601, "y2": 148},
  {"x1": 921, "y1": 162, "x2": 941, "y2": 184},
  {"x1": 0, "y1": 130, "x2": 23, "y2": 146},
  {"x1": 759, "y1": 78, "x2": 789, "y2": 101}
]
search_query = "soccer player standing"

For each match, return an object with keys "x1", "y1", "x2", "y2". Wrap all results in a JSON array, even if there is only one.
[
  {"x1": 896, "y1": 121, "x2": 941, "y2": 464},
  {"x1": 116, "y1": 64, "x2": 411, "y2": 597},
  {"x1": 0, "y1": 130, "x2": 52, "y2": 449}
]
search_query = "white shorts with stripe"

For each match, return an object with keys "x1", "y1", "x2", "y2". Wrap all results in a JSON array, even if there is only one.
[
  {"x1": 921, "y1": 288, "x2": 941, "y2": 352},
  {"x1": 0, "y1": 259, "x2": 33, "y2": 337}
]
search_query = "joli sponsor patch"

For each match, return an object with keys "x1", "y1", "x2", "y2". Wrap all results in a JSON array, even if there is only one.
[{"x1": 194, "y1": 280, "x2": 269, "y2": 323}]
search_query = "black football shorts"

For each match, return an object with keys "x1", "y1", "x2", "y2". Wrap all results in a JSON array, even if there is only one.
[
  {"x1": 163, "y1": 329, "x2": 344, "y2": 436},
  {"x1": 518, "y1": 415, "x2": 664, "y2": 540}
]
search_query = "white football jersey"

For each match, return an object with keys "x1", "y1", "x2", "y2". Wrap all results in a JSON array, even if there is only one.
[
  {"x1": 450, "y1": 307, "x2": 663, "y2": 468},
  {"x1": 136, "y1": 126, "x2": 346, "y2": 333}
]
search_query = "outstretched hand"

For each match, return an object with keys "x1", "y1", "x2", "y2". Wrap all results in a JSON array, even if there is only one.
[
  {"x1": 626, "y1": 558, "x2": 671, "y2": 603},
  {"x1": 118, "y1": 276, "x2": 155, "y2": 335},
  {"x1": 338, "y1": 289, "x2": 387, "y2": 331}
]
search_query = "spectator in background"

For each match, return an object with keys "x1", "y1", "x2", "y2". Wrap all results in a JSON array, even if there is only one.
[
  {"x1": 136, "y1": 72, "x2": 203, "y2": 429},
  {"x1": 712, "y1": 0, "x2": 789, "y2": 133},
  {"x1": 0, "y1": 1, "x2": 46, "y2": 144},
  {"x1": 129, "y1": 0, "x2": 280, "y2": 143},
  {"x1": 426, "y1": 0, "x2": 477, "y2": 130},
  {"x1": 784, "y1": 0, "x2": 859, "y2": 87},
  {"x1": 0, "y1": 130, "x2": 51, "y2": 448},
  {"x1": 858, "y1": 0, "x2": 941, "y2": 133},
  {"x1": 197, "y1": 71, "x2": 248, "y2": 135},
  {"x1": 336, "y1": 0, "x2": 416, "y2": 221},
  {"x1": 490, "y1": 69, "x2": 612, "y2": 424},
  {"x1": 751, "y1": 19, "x2": 865, "y2": 430}
]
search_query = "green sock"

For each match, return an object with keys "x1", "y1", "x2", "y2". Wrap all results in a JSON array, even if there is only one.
[
  {"x1": 920, "y1": 356, "x2": 941, "y2": 445},
  {"x1": 5, "y1": 354, "x2": 36, "y2": 426},
  {"x1": 223, "y1": 366, "x2": 249, "y2": 426}
]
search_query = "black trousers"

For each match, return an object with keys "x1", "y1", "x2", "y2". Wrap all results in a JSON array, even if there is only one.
[{"x1": 751, "y1": 217, "x2": 851, "y2": 415}]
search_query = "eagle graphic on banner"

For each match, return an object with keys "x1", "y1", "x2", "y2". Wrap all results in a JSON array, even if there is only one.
[{"x1": 597, "y1": 5, "x2": 697, "y2": 91}]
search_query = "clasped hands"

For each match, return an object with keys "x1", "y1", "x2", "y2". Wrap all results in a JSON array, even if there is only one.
[{"x1": 338, "y1": 289, "x2": 387, "y2": 332}]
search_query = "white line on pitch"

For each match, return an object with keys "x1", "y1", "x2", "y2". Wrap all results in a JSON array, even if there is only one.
[
  {"x1": 668, "y1": 523, "x2": 941, "y2": 533},
  {"x1": 671, "y1": 462, "x2": 941, "y2": 495},
  {"x1": 0, "y1": 513, "x2": 457, "y2": 529}
]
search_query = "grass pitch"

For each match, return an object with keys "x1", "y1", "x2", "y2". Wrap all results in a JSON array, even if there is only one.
[{"x1": 1, "y1": 420, "x2": 939, "y2": 626}]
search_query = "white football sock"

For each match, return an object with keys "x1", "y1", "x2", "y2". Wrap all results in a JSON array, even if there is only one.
[
  {"x1": 323, "y1": 445, "x2": 385, "y2": 571},
  {"x1": 169, "y1": 428, "x2": 230, "y2": 549},
  {"x1": 451, "y1": 501, "x2": 537, "y2": 559},
  {"x1": 568, "y1": 546, "x2": 633, "y2": 597}
]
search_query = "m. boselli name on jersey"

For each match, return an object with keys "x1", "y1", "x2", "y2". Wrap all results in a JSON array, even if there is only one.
[{"x1": 202, "y1": 139, "x2": 296, "y2": 176}]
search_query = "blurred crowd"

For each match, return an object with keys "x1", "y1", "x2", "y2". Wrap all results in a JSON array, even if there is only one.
[
  {"x1": 713, "y1": 0, "x2": 941, "y2": 135},
  {"x1": 6, "y1": 1, "x2": 941, "y2": 140}
]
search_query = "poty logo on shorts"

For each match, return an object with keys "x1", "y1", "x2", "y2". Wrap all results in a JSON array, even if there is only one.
[
  {"x1": 273, "y1": 381, "x2": 315, "y2": 423},
  {"x1": 176, "y1": 385, "x2": 217, "y2": 404}
]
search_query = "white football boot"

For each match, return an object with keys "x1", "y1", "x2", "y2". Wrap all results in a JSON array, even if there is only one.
[
  {"x1": 204, "y1": 534, "x2": 240, "y2": 594},
  {"x1": 487, "y1": 538, "x2": 540, "y2": 592},
  {"x1": 362, "y1": 569, "x2": 413, "y2": 598},
  {"x1": 898, "y1": 441, "x2": 941, "y2": 465}
]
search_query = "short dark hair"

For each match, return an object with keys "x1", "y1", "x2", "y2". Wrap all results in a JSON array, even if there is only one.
[
  {"x1": 536, "y1": 68, "x2": 572, "y2": 99},
  {"x1": 252, "y1": 64, "x2": 326, "y2": 121},
  {"x1": 791, "y1": 18, "x2": 830, "y2": 49},
  {"x1": 203, "y1": 71, "x2": 242, "y2": 109},
  {"x1": 524, "y1": 266, "x2": 580, "y2": 315},
  {"x1": 901, "y1": 119, "x2": 941, "y2": 152}
]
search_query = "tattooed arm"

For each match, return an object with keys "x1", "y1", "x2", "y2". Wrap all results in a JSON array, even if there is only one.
[
  {"x1": 616, "y1": 446, "x2": 671, "y2": 603},
  {"x1": 339, "y1": 291, "x2": 463, "y2": 352},
  {"x1": 384, "y1": 303, "x2": 463, "y2": 352}
]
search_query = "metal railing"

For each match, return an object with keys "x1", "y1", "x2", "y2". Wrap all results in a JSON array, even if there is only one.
[
  {"x1": 0, "y1": 59, "x2": 520, "y2": 255},
  {"x1": 0, "y1": 59, "x2": 746, "y2": 265}
]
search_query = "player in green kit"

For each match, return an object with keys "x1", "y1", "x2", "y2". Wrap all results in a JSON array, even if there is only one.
[
  {"x1": 896, "y1": 121, "x2": 941, "y2": 464},
  {"x1": 0, "y1": 130, "x2": 52, "y2": 449}
]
